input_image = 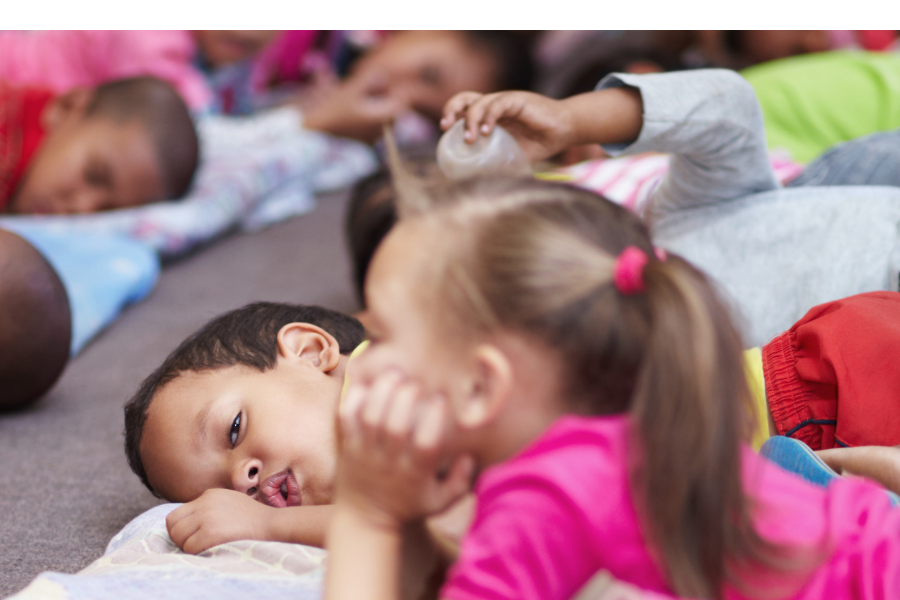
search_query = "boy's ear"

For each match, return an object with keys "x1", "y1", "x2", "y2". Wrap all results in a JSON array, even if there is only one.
[
  {"x1": 276, "y1": 323, "x2": 342, "y2": 373},
  {"x1": 42, "y1": 88, "x2": 95, "y2": 131},
  {"x1": 456, "y1": 344, "x2": 512, "y2": 430}
]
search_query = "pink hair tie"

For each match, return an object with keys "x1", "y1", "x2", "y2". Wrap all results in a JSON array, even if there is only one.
[{"x1": 613, "y1": 246, "x2": 650, "y2": 295}]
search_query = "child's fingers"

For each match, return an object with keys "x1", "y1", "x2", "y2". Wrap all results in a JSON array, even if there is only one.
[
  {"x1": 165, "y1": 503, "x2": 193, "y2": 533},
  {"x1": 480, "y1": 94, "x2": 524, "y2": 137},
  {"x1": 413, "y1": 394, "x2": 447, "y2": 459},
  {"x1": 362, "y1": 371, "x2": 402, "y2": 426},
  {"x1": 338, "y1": 384, "x2": 367, "y2": 447},
  {"x1": 441, "y1": 91, "x2": 483, "y2": 130},
  {"x1": 167, "y1": 513, "x2": 201, "y2": 550},
  {"x1": 461, "y1": 94, "x2": 502, "y2": 142},
  {"x1": 384, "y1": 381, "x2": 419, "y2": 449},
  {"x1": 359, "y1": 371, "x2": 404, "y2": 451},
  {"x1": 182, "y1": 529, "x2": 213, "y2": 555}
]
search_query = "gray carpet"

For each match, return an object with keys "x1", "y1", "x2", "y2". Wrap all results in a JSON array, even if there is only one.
[{"x1": 0, "y1": 190, "x2": 358, "y2": 596}]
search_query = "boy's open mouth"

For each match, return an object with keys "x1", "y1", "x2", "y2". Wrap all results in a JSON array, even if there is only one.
[{"x1": 259, "y1": 470, "x2": 302, "y2": 508}]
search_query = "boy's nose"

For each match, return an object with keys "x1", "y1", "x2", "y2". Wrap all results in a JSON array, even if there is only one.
[
  {"x1": 65, "y1": 187, "x2": 109, "y2": 214},
  {"x1": 232, "y1": 459, "x2": 262, "y2": 496}
]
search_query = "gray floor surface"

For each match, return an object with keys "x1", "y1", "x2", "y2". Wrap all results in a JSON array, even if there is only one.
[{"x1": 0, "y1": 190, "x2": 358, "y2": 596}]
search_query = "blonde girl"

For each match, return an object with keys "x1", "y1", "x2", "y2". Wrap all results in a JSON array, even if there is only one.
[{"x1": 326, "y1": 75, "x2": 900, "y2": 600}]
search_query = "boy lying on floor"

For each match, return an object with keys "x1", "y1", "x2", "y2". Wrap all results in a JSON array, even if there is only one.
[
  {"x1": 124, "y1": 302, "x2": 469, "y2": 599},
  {"x1": 0, "y1": 77, "x2": 198, "y2": 214}
]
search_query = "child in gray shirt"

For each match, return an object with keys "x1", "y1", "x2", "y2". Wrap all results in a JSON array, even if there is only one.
[{"x1": 442, "y1": 69, "x2": 900, "y2": 346}]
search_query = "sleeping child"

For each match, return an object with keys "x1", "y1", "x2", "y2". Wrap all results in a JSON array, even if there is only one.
[
  {"x1": 0, "y1": 229, "x2": 70, "y2": 410},
  {"x1": 296, "y1": 30, "x2": 534, "y2": 144},
  {"x1": 0, "y1": 76, "x2": 198, "y2": 214}
]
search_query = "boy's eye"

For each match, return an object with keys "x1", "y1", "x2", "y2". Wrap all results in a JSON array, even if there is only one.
[
  {"x1": 229, "y1": 412, "x2": 242, "y2": 447},
  {"x1": 84, "y1": 160, "x2": 112, "y2": 188},
  {"x1": 419, "y1": 65, "x2": 441, "y2": 86}
]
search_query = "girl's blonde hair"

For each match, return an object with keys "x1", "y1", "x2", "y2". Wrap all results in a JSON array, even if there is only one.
[{"x1": 387, "y1": 142, "x2": 786, "y2": 597}]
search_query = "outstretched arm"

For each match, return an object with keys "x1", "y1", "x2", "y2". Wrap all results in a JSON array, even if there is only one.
[{"x1": 442, "y1": 70, "x2": 779, "y2": 222}]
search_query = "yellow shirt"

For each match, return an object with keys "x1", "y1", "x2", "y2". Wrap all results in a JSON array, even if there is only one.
[
  {"x1": 340, "y1": 340, "x2": 369, "y2": 402},
  {"x1": 744, "y1": 347, "x2": 769, "y2": 450}
]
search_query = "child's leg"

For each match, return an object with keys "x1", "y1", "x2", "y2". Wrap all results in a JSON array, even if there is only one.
[
  {"x1": 788, "y1": 130, "x2": 900, "y2": 188},
  {"x1": 760, "y1": 437, "x2": 900, "y2": 506},
  {"x1": 759, "y1": 436, "x2": 841, "y2": 487},
  {"x1": 817, "y1": 445, "x2": 900, "y2": 499}
]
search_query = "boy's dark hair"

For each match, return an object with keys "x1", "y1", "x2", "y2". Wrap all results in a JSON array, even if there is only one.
[
  {"x1": 345, "y1": 169, "x2": 398, "y2": 305},
  {"x1": 0, "y1": 231, "x2": 71, "y2": 411},
  {"x1": 344, "y1": 160, "x2": 445, "y2": 305},
  {"x1": 123, "y1": 302, "x2": 365, "y2": 495},
  {"x1": 87, "y1": 77, "x2": 199, "y2": 199},
  {"x1": 464, "y1": 31, "x2": 536, "y2": 91},
  {"x1": 559, "y1": 48, "x2": 684, "y2": 98}
]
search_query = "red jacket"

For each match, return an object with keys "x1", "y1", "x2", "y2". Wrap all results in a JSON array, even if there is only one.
[
  {"x1": 0, "y1": 83, "x2": 54, "y2": 210},
  {"x1": 763, "y1": 291, "x2": 900, "y2": 450}
]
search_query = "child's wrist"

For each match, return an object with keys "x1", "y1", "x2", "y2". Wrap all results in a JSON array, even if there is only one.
[
  {"x1": 334, "y1": 498, "x2": 406, "y2": 534},
  {"x1": 553, "y1": 99, "x2": 580, "y2": 151}
]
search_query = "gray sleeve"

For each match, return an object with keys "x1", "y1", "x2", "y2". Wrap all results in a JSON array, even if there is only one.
[{"x1": 596, "y1": 70, "x2": 780, "y2": 221}]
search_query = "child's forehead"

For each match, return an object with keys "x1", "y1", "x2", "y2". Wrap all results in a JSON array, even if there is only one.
[{"x1": 159, "y1": 365, "x2": 261, "y2": 395}]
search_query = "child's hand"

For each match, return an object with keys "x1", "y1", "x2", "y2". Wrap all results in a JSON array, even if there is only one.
[
  {"x1": 303, "y1": 69, "x2": 410, "y2": 144},
  {"x1": 440, "y1": 90, "x2": 577, "y2": 162},
  {"x1": 166, "y1": 488, "x2": 276, "y2": 554},
  {"x1": 336, "y1": 371, "x2": 475, "y2": 531}
]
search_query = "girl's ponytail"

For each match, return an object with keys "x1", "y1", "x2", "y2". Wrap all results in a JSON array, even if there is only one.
[{"x1": 631, "y1": 256, "x2": 763, "y2": 599}]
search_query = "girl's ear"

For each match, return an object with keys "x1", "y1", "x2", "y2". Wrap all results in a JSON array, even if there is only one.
[
  {"x1": 277, "y1": 322, "x2": 342, "y2": 373},
  {"x1": 42, "y1": 88, "x2": 95, "y2": 131},
  {"x1": 456, "y1": 344, "x2": 512, "y2": 430}
]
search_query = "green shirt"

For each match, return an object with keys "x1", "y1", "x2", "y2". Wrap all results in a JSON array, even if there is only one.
[{"x1": 743, "y1": 51, "x2": 900, "y2": 163}]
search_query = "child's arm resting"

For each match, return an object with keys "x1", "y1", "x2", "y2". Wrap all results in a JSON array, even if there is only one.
[{"x1": 166, "y1": 488, "x2": 333, "y2": 553}]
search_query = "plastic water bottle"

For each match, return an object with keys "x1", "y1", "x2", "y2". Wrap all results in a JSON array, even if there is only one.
[{"x1": 436, "y1": 120, "x2": 531, "y2": 180}]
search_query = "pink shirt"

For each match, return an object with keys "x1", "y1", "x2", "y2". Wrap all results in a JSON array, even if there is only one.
[
  {"x1": 442, "y1": 415, "x2": 900, "y2": 600},
  {"x1": 0, "y1": 31, "x2": 210, "y2": 110}
]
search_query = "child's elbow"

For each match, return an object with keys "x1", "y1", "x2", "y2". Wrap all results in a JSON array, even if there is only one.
[{"x1": 707, "y1": 69, "x2": 760, "y2": 116}]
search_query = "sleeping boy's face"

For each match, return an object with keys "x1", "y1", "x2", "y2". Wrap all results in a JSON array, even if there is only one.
[
  {"x1": 9, "y1": 118, "x2": 165, "y2": 215},
  {"x1": 139, "y1": 329, "x2": 348, "y2": 507}
]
